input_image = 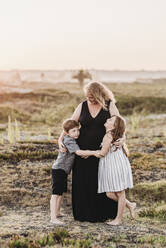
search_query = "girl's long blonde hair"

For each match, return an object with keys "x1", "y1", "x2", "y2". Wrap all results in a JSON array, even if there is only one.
[{"x1": 84, "y1": 82, "x2": 116, "y2": 109}]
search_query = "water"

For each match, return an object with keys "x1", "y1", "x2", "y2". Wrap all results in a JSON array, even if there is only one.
[
  {"x1": 1, "y1": 70, "x2": 166, "y2": 85},
  {"x1": 1, "y1": 87, "x2": 32, "y2": 93}
]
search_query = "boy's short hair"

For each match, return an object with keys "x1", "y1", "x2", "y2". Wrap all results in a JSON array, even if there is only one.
[{"x1": 62, "y1": 119, "x2": 79, "y2": 133}]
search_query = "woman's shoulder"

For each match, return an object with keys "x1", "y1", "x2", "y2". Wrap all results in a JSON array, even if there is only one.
[
  {"x1": 74, "y1": 102, "x2": 83, "y2": 111},
  {"x1": 81, "y1": 100, "x2": 87, "y2": 105},
  {"x1": 78, "y1": 100, "x2": 88, "y2": 110},
  {"x1": 77, "y1": 100, "x2": 87, "y2": 106},
  {"x1": 71, "y1": 101, "x2": 87, "y2": 121},
  {"x1": 109, "y1": 101, "x2": 120, "y2": 116}
]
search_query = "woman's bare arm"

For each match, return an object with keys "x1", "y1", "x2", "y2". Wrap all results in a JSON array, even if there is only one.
[
  {"x1": 71, "y1": 102, "x2": 82, "y2": 121},
  {"x1": 58, "y1": 103, "x2": 82, "y2": 141},
  {"x1": 109, "y1": 101, "x2": 126, "y2": 147},
  {"x1": 58, "y1": 103, "x2": 82, "y2": 151},
  {"x1": 109, "y1": 101, "x2": 120, "y2": 117}
]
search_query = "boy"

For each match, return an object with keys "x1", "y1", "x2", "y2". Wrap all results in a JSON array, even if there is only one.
[{"x1": 50, "y1": 119, "x2": 95, "y2": 225}]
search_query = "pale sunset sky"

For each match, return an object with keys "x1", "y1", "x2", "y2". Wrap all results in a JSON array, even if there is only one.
[{"x1": 0, "y1": 0, "x2": 166, "y2": 70}]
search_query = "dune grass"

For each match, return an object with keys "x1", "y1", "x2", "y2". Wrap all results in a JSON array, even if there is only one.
[
  {"x1": 0, "y1": 150, "x2": 58, "y2": 162},
  {"x1": 0, "y1": 106, "x2": 30, "y2": 123},
  {"x1": 1, "y1": 82, "x2": 166, "y2": 126},
  {"x1": 129, "y1": 152, "x2": 166, "y2": 170},
  {"x1": 1, "y1": 81, "x2": 166, "y2": 248},
  {"x1": 137, "y1": 234, "x2": 166, "y2": 247},
  {"x1": 8, "y1": 228, "x2": 70, "y2": 248},
  {"x1": 130, "y1": 180, "x2": 166, "y2": 203},
  {"x1": 138, "y1": 205, "x2": 166, "y2": 221},
  {"x1": 116, "y1": 95, "x2": 166, "y2": 115},
  {"x1": 0, "y1": 144, "x2": 58, "y2": 162}
]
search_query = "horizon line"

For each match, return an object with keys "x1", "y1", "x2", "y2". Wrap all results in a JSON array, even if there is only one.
[{"x1": 1, "y1": 68, "x2": 166, "y2": 72}]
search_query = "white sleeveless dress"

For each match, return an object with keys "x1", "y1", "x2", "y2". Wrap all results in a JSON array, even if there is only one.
[{"x1": 98, "y1": 145, "x2": 133, "y2": 193}]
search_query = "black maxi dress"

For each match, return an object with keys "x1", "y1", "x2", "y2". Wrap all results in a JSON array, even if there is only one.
[{"x1": 72, "y1": 101, "x2": 118, "y2": 222}]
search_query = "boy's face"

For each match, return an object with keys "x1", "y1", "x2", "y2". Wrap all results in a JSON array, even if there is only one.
[{"x1": 67, "y1": 127, "x2": 80, "y2": 139}]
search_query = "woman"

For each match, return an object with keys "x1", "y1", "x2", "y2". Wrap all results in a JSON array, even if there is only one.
[{"x1": 58, "y1": 82, "x2": 124, "y2": 222}]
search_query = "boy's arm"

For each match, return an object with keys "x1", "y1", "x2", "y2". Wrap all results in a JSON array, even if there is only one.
[{"x1": 65, "y1": 137, "x2": 98, "y2": 158}]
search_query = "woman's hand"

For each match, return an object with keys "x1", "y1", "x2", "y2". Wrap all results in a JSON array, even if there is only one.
[
  {"x1": 58, "y1": 139, "x2": 67, "y2": 152},
  {"x1": 94, "y1": 151, "x2": 103, "y2": 158},
  {"x1": 81, "y1": 155, "x2": 89, "y2": 159},
  {"x1": 113, "y1": 137, "x2": 125, "y2": 148}
]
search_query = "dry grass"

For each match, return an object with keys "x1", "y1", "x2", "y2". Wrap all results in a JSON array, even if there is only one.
[
  {"x1": 1, "y1": 82, "x2": 166, "y2": 126},
  {"x1": 138, "y1": 205, "x2": 166, "y2": 221},
  {"x1": 54, "y1": 81, "x2": 166, "y2": 98},
  {"x1": 129, "y1": 152, "x2": 166, "y2": 170},
  {"x1": 0, "y1": 160, "x2": 52, "y2": 207},
  {"x1": 0, "y1": 81, "x2": 166, "y2": 247},
  {"x1": 130, "y1": 180, "x2": 166, "y2": 203}
]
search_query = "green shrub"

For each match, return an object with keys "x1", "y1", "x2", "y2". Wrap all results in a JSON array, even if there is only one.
[
  {"x1": 116, "y1": 96, "x2": 166, "y2": 115},
  {"x1": 0, "y1": 106, "x2": 30, "y2": 123},
  {"x1": 129, "y1": 152, "x2": 166, "y2": 170},
  {"x1": 8, "y1": 229, "x2": 93, "y2": 248},
  {"x1": 0, "y1": 150, "x2": 58, "y2": 162},
  {"x1": 138, "y1": 207, "x2": 166, "y2": 220},
  {"x1": 130, "y1": 180, "x2": 166, "y2": 202},
  {"x1": 137, "y1": 234, "x2": 166, "y2": 246}
]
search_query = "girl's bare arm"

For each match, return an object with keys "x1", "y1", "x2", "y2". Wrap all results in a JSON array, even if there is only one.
[
  {"x1": 75, "y1": 150, "x2": 97, "y2": 157},
  {"x1": 75, "y1": 133, "x2": 113, "y2": 158},
  {"x1": 98, "y1": 133, "x2": 113, "y2": 157}
]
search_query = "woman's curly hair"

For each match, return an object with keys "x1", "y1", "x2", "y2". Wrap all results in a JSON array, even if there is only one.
[{"x1": 84, "y1": 82, "x2": 116, "y2": 110}]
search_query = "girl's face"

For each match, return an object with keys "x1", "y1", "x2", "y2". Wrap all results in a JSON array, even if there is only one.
[{"x1": 104, "y1": 117, "x2": 116, "y2": 130}]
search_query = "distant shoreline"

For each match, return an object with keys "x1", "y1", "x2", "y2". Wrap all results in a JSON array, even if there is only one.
[
  {"x1": 1, "y1": 69, "x2": 166, "y2": 72},
  {"x1": 0, "y1": 69, "x2": 166, "y2": 84}
]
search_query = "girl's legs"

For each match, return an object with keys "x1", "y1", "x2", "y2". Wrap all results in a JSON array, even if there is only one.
[
  {"x1": 106, "y1": 192, "x2": 117, "y2": 201},
  {"x1": 107, "y1": 190, "x2": 126, "y2": 225},
  {"x1": 106, "y1": 192, "x2": 136, "y2": 219}
]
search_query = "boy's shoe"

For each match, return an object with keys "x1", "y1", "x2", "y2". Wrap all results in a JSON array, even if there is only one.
[{"x1": 50, "y1": 219, "x2": 64, "y2": 225}]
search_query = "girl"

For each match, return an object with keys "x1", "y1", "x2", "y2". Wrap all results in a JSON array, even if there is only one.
[{"x1": 95, "y1": 115, "x2": 136, "y2": 225}]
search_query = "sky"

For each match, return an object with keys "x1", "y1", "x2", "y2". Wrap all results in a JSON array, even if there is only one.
[{"x1": 0, "y1": 0, "x2": 166, "y2": 70}]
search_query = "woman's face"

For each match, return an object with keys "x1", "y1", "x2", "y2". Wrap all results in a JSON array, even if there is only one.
[
  {"x1": 85, "y1": 93, "x2": 98, "y2": 105},
  {"x1": 104, "y1": 117, "x2": 116, "y2": 130}
]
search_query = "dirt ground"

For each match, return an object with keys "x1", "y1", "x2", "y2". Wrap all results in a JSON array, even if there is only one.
[{"x1": 0, "y1": 155, "x2": 166, "y2": 248}]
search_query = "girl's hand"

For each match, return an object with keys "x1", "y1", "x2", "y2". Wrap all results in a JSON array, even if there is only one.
[{"x1": 58, "y1": 139, "x2": 67, "y2": 152}]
